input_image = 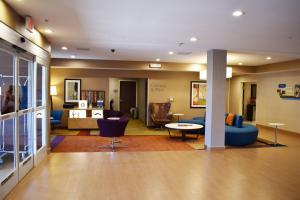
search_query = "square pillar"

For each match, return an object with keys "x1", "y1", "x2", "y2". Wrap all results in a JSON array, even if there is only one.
[{"x1": 205, "y1": 49, "x2": 227, "y2": 148}]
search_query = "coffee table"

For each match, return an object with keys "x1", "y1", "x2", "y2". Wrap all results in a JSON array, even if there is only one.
[{"x1": 165, "y1": 123, "x2": 203, "y2": 141}]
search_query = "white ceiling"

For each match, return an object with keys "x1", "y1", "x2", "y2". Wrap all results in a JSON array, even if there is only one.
[{"x1": 6, "y1": 0, "x2": 300, "y2": 66}]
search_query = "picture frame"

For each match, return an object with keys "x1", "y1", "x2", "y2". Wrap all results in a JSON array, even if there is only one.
[
  {"x1": 64, "y1": 79, "x2": 81, "y2": 103},
  {"x1": 190, "y1": 81, "x2": 206, "y2": 108}
]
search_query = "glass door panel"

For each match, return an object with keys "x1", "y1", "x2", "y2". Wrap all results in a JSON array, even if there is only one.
[
  {"x1": 0, "y1": 50, "x2": 16, "y2": 184},
  {"x1": 18, "y1": 59, "x2": 33, "y2": 111},
  {"x1": 36, "y1": 64, "x2": 46, "y2": 107},
  {"x1": 18, "y1": 112, "x2": 33, "y2": 162},
  {"x1": 36, "y1": 109, "x2": 46, "y2": 150},
  {"x1": 0, "y1": 51, "x2": 15, "y2": 115},
  {"x1": 0, "y1": 117, "x2": 16, "y2": 182}
]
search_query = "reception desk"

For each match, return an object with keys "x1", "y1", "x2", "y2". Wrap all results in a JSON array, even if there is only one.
[{"x1": 67, "y1": 108, "x2": 103, "y2": 129}]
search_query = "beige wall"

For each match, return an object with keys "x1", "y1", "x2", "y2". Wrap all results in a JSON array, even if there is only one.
[
  {"x1": 51, "y1": 69, "x2": 110, "y2": 127},
  {"x1": 0, "y1": 1, "x2": 51, "y2": 52},
  {"x1": 148, "y1": 74, "x2": 205, "y2": 125},
  {"x1": 230, "y1": 71, "x2": 300, "y2": 133},
  {"x1": 51, "y1": 68, "x2": 205, "y2": 127}
]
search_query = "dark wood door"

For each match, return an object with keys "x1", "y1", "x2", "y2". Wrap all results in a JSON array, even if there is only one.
[{"x1": 120, "y1": 81, "x2": 136, "y2": 114}]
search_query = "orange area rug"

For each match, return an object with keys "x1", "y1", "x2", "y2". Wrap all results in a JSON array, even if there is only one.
[{"x1": 51, "y1": 135, "x2": 201, "y2": 152}]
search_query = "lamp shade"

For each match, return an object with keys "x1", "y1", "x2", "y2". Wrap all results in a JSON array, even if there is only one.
[{"x1": 50, "y1": 85, "x2": 57, "y2": 96}]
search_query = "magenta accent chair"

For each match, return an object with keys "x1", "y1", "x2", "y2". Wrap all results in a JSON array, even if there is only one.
[{"x1": 97, "y1": 110, "x2": 129, "y2": 151}]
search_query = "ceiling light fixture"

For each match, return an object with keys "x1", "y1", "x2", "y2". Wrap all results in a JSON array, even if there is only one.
[
  {"x1": 156, "y1": 58, "x2": 160, "y2": 62},
  {"x1": 190, "y1": 37, "x2": 198, "y2": 42},
  {"x1": 168, "y1": 51, "x2": 174, "y2": 55},
  {"x1": 70, "y1": 55, "x2": 76, "y2": 59},
  {"x1": 61, "y1": 46, "x2": 68, "y2": 50},
  {"x1": 238, "y1": 62, "x2": 243, "y2": 65},
  {"x1": 232, "y1": 10, "x2": 244, "y2": 17},
  {"x1": 44, "y1": 29, "x2": 53, "y2": 34},
  {"x1": 266, "y1": 56, "x2": 272, "y2": 60}
]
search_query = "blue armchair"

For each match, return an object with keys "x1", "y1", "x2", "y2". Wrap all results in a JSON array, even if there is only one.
[{"x1": 50, "y1": 110, "x2": 63, "y2": 128}]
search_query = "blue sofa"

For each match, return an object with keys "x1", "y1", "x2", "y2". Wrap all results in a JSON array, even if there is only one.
[{"x1": 179, "y1": 114, "x2": 259, "y2": 146}]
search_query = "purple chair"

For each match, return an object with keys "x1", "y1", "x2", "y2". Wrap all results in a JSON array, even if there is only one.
[{"x1": 97, "y1": 111, "x2": 129, "y2": 151}]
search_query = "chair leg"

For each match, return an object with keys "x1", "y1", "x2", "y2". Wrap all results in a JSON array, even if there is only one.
[{"x1": 99, "y1": 137, "x2": 126, "y2": 152}]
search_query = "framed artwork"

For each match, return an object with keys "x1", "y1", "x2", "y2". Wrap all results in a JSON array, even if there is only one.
[
  {"x1": 64, "y1": 79, "x2": 81, "y2": 103},
  {"x1": 190, "y1": 81, "x2": 206, "y2": 108}
]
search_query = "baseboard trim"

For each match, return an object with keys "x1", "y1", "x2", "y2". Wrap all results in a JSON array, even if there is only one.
[
  {"x1": 256, "y1": 124, "x2": 300, "y2": 135},
  {"x1": 204, "y1": 145, "x2": 225, "y2": 150}
]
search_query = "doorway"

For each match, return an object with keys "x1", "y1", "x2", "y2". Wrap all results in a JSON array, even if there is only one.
[
  {"x1": 242, "y1": 82, "x2": 257, "y2": 122},
  {"x1": 119, "y1": 81, "x2": 137, "y2": 115}
]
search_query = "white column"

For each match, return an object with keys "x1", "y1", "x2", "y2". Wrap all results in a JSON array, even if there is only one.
[{"x1": 205, "y1": 49, "x2": 227, "y2": 148}]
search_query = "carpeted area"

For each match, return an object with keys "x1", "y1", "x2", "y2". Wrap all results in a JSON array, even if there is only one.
[
  {"x1": 50, "y1": 120, "x2": 285, "y2": 152},
  {"x1": 51, "y1": 120, "x2": 169, "y2": 136},
  {"x1": 51, "y1": 135, "x2": 202, "y2": 152}
]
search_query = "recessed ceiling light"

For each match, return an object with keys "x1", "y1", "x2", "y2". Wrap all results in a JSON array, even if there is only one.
[
  {"x1": 61, "y1": 46, "x2": 68, "y2": 50},
  {"x1": 44, "y1": 29, "x2": 53, "y2": 34},
  {"x1": 232, "y1": 10, "x2": 244, "y2": 17},
  {"x1": 168, "y1": 51, "x2": 174, "y2": 55},
  {"x1": 266, "y1": 56, "x2": 272, "y2": 60},
  {"x1": 70, "y1": 55, "x2": 76, "y2": 59},
  {"x1": 190, "y1": 37, "x2": 197, "y2": 42},
  {"x1": 238, "y1": 62, "x2": 243, "y2": 65},
  {"x1": 156, "y1": 58, "x2": 160, "y2": 62}
]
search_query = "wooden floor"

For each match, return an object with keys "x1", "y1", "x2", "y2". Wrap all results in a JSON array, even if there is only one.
[{"x1": 5, "y1": 127, "x2": 300, "y2": 200}]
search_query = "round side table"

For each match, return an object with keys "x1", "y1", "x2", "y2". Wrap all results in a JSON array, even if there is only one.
[
  {"x1": 173, "y1": 113, "x2": 184, "y2": 122},
  {"x1": 268, "y1": 122, "x2": 285, "y2": 146}
]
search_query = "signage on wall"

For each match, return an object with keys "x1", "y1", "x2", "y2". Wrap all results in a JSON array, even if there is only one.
[
  {"x1": 277, "y1": 83, "x2": 300, "y2": 99},
  {"x1": 92, "y1": 110, "x2": 103, "y2": 118},
  {"x1": 25, "y1": 16, "x2": 34, "y2": 33},
  {"x1": 78, "y1": 100, "x2": 88, "y2": 109},
  {"x1": 36, "y1": 110, "x2": 43, "y2": 118}
]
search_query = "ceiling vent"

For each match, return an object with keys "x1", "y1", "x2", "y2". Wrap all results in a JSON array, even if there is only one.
[
  {"x1": 177, "y1": 52, "x2": 192, "y2": 55},
  {"x1": 76, "y1": 47, "x2": 90, "y2": 51}
]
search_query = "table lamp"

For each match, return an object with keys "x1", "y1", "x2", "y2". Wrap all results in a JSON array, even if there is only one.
[{"x1": 50, "y1": 85, "x2": 57, "y2": 110}]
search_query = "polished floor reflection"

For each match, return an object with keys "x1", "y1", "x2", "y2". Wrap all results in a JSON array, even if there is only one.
[{"x1": 5, "y1": 127, "x2": 300, "y2": 200}]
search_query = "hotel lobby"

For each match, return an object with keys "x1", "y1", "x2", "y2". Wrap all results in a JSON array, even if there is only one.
[{"x1": 0, "y1": 0, "x2": 300, "y2": 199}]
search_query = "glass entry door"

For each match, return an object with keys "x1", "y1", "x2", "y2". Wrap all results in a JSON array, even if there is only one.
[
  {"x1": 17, "y1": 58, "x2": 34, "y2": 180},
  {"x1": 0, "y1": 49, "x2": 18, "y2": 198},
  {"x1": 34, "y1": 62, "x2": 47, "y2": 165}
]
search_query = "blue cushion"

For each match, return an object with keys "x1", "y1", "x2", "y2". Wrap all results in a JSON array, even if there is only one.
[
  {"x1": 234, "y1": 115, "x2": 243, "y2": 128},
  {"x1": 50, "y1": 120, "x2": 61, "y2": 125},
  {"x1": 178, "y1": 119, "x2": 205, "y2": 134},
  {"x1": 179, "y1": 119, "x2": 205, "y2": 126},
  {"x1": 225, "y1": 124, "x2": 258, "y2": 146}
]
